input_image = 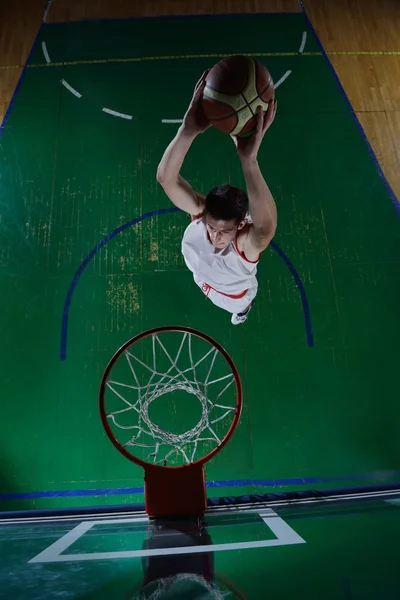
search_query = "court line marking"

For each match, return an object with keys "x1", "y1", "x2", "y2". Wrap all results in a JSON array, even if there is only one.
[
  {"x1": 386, "y1": 500, "x2": 400, "y2": 506},
  {"x1": 60, "y1": 207, "x2": 179, "y2": 361},
  {"x1": 270, "y1": 240, "x2": 313, "y2": 346},
  {"x1": 274, "y1": 69, "x2": 292, "y2": 89},
  {"x1": 102, "y1": 107, "x2": 133, "y2": 120},
  {"x1": 2, "y1": 50, "x2": 400, "y2": 71},
  {"x1": 41, "y1": 42, "x2": 51, "y2": 64},
  {"x1": 42, "y1": 0, "x2": 53, "y2": 23},
  {"x1": 59, "y1": 209, "x2": 313, "y2": 360},
  {"x1": 0, "y1": 12, "x2": 46, "y2": 138},
  {"x1": 36, "y1": 34, "x2": 299, "y2": 124},
  {"x1": 29, "y1": 521, "x2": 93, "y2": 564},
  {"x1": 298, "y1": 1, "x2": 400, "y2": 215},
  {"x1": 5, "y1": 50, "x2": 400, "y2": 70},
  {"x1": 61, "y1": 79, "x2": 82, "y2": 98},
  {"x1": 28, "y1": 509, "x2": 305, "y2": 563},
  {"x1": 299, "y1": 31, "x2": 307, "y2": 54}
]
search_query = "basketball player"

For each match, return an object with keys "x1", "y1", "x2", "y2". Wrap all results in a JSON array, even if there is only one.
[{"x1": 157, "y1": 72, "x2": 277, "y2": 324}]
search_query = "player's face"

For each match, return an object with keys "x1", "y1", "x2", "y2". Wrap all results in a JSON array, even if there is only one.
[{"x1": 205, "y1": 216, "x2": 242, "y2": 249}]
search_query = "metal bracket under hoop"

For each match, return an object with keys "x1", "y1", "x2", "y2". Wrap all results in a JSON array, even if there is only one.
[
  {"x1": 99, "y1": 325, "x2": 243, "y2": 518},
  {"x1": 144, "y1": 463, "x2": 207, "y2": 518}
]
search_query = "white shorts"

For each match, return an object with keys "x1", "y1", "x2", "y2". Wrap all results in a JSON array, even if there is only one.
[{"x1": 194, "y1": 278, "x2": 258, "y2": 314}]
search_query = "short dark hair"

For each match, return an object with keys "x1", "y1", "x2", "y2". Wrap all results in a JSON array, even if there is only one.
[{"x1": 205, "y1": 184, "x2": 248, "y2": 224}]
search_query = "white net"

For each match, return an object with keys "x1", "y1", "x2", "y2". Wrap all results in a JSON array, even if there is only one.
[
  {"x1": 104, "y1": 330, "x2": 239, "y2": 467},
  {"x1": 131, "y1": 573, "x2": 235, "y2": 600}
]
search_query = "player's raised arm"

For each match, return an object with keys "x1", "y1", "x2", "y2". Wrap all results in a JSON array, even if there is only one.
[
  {"x1": 231, "y1": 101, "x2": 278, "y2": 252},
  {"x1": 156, "y1": 72, "x2": 210, "y2": 216}
]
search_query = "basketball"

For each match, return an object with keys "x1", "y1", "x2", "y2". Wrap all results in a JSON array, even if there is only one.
[{"x1": 201, "y1": 55, "x2": 274, "y2": 137}]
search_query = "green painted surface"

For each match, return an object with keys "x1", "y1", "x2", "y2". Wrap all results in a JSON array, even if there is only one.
[{"x1": 1, "y1": 13, "x2": 400, "y2": 512}]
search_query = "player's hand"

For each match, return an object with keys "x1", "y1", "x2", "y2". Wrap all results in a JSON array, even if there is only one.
[
  {"x1": 182, "y1": 70, "x2": 211, "y2": 136},
  {"x1": 231, "y1": 100, "x2": 277, "y2": 162}
]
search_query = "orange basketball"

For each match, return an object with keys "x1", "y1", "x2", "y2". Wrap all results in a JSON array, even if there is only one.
[{"x1": 201, "y1": 55, "x2": 274, "y2": 137}]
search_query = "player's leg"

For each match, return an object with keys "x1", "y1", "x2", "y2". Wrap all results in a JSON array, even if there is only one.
[
  {"x1": 197, "y1": 284, "x2": 257, "y2": 324},
  {"x1": 231, "y1": 300, "x2": 254, "y2": 325}
]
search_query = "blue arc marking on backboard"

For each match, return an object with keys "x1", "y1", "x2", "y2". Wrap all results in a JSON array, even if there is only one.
[{"x1": 60, "y1": 209, "x2": 313, "y2": 360}]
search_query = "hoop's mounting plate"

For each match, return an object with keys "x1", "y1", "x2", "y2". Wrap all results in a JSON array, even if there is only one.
[{"x1": 145, "y1": 462, "x2": 207, "y2": 518}]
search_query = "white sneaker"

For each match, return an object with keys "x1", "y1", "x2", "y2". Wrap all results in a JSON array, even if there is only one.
[{"x1": 231, "y1": 304, "x2": 252, "y2": 325}]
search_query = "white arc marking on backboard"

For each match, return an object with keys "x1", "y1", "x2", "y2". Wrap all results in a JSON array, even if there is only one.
[{"x1": 28, "y1": 510, "x2": 305, "y2": 563}]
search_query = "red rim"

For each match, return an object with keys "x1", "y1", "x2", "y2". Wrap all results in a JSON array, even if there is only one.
[{"x1": 99, "y1": 326, "x2": 243, "y2": 471}]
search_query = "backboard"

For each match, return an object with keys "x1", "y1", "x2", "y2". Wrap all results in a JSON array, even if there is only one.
[{"x1": 2, "y1": 490, "x2": 400, "y2": 599}]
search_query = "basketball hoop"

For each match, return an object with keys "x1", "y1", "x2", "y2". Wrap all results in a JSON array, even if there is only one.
[{"x1": 99, "y1": 326, "x2": 243, "y2": 517}]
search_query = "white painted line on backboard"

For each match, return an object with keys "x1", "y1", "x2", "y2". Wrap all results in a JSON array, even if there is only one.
[
  {"x1": 6, "y1": 490, "x2": 400, "y2": 528},
  {"x1": 29, "y1": 538, "x2": 304, "y2": 563},
  {"x1": 299, "y1": 31, "x2": 307, "y2": 54},
  {"x1": 259, "y1": 510, "x2": 305, "y2": 545},
  {"x1": 28, "y1": 521, "x2": 92, "y2": 563},
  {"x1": 161, "y1": 119, "x2": 183, "y2": 124},
  {"x1": 102, "y1": 107, "x2": 133, "y2": 120},
  {"x1": 28, "y1": 510, "x2": 305, "y2": 564},
  {"x1": 61, "y1": 79, "x2": 82, "y2": 98},
  {"x1": 387, "y1": 499, "x2": 400, "y2": 506},
  {"x1": 0, "y1": 511, "x2": 149, "y2": 526},
  {"x1": 81, "y1": 516, "x2": 149, "y2": 525},
  {"x1": 41, "y1": 42, "x2": 51, "y2": 64},
  {"x1": 274, "y1": 70, "x2": 292, "y2": 89}
]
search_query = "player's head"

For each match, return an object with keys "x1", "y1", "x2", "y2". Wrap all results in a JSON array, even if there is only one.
[{"x1": 204, "y1": 184, "x2": 248, "y2": 249}]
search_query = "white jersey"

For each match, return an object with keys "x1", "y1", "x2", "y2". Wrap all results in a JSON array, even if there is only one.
[{"x1": 181, "y1": 217, "x2": 259, "y2": 298}]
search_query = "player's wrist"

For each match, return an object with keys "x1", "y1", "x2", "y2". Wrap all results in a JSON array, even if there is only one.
[
  {"x1": 179, "y1": 123, "x2": 200, "y2": 140},
  {"x1": 240, "y1": 155, "x2": 259, "y2": 169}
]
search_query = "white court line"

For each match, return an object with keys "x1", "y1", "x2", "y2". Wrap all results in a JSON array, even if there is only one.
[
  {"x1": 299, "y1": 31, "x2": 308, "y2": 54},
  {"x1": 28, "y1": 509, "x2": 305, "y2": 563},
  {"x1": 387, "y1": 499, "x2": 400, "y2": 506},
  {"x1": 42, "y1": 0, "x2": 53, "y2": 23},
  {"x1": 274, "y1": 70, "x2": 292, "y2": 89},
  {"x1": 102, "y1": 107, "x2": 133, "y2": 120},
  {"x1": 29, "y1": 539, "x2": 301, "y2": 562},
  {"x1": 29, "y1": 521, "x2": 92, "y2": 564},
  {"x1": 161, "y1": 119, "x2": 183, "y2": 124},
  {"x1": 61, "y1": 79, "x2": 82, "y2": 98},
  {"x1": 41, "y1": 42, "x2": 51, "y2": 64},
  {"x1": 259, "y1": 509, "x2": 305, "y2": 545}
]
